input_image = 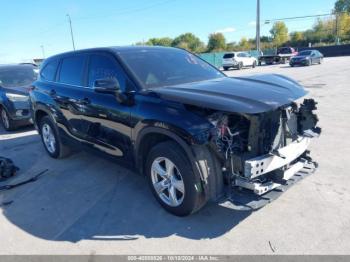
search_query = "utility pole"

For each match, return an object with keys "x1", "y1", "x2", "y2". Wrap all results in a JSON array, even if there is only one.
[
  {"x1": 335, "y1": 12, "x2": 339, "y2": 45},
  {"x1": 40, "y1": 45, "x2": 46, "y2": 58},
  {"x1": 66, "y1": 14, "x2": 76, "y2": 50},
  {"x1": 256, "y1": 0, "x2": 261, "y2": 52}
]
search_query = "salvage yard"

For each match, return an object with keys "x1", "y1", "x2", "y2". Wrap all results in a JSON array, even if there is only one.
[{"x1": 1, "y1": 56, "x2": 350, "y2": 255}]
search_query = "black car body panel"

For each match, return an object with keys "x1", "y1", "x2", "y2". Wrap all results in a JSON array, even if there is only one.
[
  {"x1": 150, "y1": 74, "x2": 307, "y2": 114},
  {"x1": 30, "y1": 46, "x2": 321, "y2": 209}
]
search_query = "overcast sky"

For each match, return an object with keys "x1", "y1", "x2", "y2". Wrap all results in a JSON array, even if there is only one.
[{"x1": 0, "y1": 0, "x2": 335, "y2": 63}]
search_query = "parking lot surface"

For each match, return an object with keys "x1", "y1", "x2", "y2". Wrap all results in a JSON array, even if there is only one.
[{"x1": 1, "y1": 56, "x2": 350, "y2": 255}]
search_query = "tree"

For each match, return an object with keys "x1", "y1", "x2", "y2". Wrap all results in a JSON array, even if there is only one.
[
  {"x1": 146, "y1": 37, "x2": 173, "y2": 47},
  {"x1": 238, "y1": 37, "x2": 252, "y2": 50},
  {"x1": 172, "y1": 33, "x2": 205, "y2": 52},
  {"x1": 270, "y1": 21, "x2": 289, "y2": 46},
  {"x1": 207, "y1": 33, "x2": 226, "y2": 52},
  {"x1": 334, "y1": 0, "x2": 350, "y2": 13}
]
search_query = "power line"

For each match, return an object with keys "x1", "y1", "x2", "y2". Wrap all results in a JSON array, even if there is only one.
[{"x1": 265, "y1": 13, "x2": 334, "y2": 24}]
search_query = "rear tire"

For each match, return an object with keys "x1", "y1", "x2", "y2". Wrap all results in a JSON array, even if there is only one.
[
  {"x1": 146, "y1": 141, "x2": 206, "y2": 216},
  {"x1": 0, "y1": 107, "x2": 16, "y2": 131},
  {"x1": 39, "y1": 116, "x2": 71, "y2": 159},
  {"x1": 223, "y1": 67, "x2": 229, "y2": 71}
]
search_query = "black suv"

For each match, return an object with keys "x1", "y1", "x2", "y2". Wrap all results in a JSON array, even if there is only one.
[{"x1": 30, "y1": 46, "x2": 321, "y2": 216}]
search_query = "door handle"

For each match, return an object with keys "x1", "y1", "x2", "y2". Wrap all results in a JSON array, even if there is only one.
[{"x1": 78, "y1": 98, "x2": 91, "y2": 105}]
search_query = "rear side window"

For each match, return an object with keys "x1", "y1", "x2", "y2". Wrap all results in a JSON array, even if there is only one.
[
  {"x1": 59, "y1": 55, "x2": 86, "y2": 86},
  {"x1": 41, "y1": 59, "x2": 58, "y2": 81},
  {"x1": 87, "y1": 54, "x2": 124, "y2": 88},
  {"x1": 223, "y1": 53, "x2": 235, "y2": 58}
]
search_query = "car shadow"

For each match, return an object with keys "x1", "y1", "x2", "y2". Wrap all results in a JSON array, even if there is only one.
[{"x1": 0, "y1": 130, "x2": 253, "y2": 242}]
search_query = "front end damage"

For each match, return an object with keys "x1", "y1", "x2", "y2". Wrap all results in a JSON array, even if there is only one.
[{"x1": 207, "y1": 99, "x2": 321, "y2": 210}]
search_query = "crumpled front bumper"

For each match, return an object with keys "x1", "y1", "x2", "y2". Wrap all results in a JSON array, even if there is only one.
[
  {"x1": 244, "y1": 135, "x2": 311, "y2": 180},
  {"x1": 220, "y1": 159, "x2": 318, "y2": 211},
  {"x1": 219, "y1": 131, "x2": 319, "y2": 210}
]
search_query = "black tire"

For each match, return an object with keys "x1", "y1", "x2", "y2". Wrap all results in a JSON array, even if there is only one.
[
  {"x1": 306, "y1": 59, "x2": 311, "y2": 66},
  {"x1": 252, "y1": 61, "x2": 256, "y2": 68},
  {"x1": 0, "y1": 107, "x2": 16, "y2": 131},
  {"x1": 237, "y1": 62, "x2": 243, "y2": 70},
  {"x1": 223, "y1": 67, "x2": 229, "y2": 71},
  {"x1": 39, "y1": 115, "x2": 71, "y2": 159},
  {"x1": 146, "y1": 141, "x2": 206, "y2": 216}
]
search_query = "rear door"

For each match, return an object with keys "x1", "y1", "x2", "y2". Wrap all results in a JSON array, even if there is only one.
[
  {"x1": 77, "y1": 52, "x2": 133, "y2": 159},
  {"x1": 54, "y1": 54, "x2": 91, "y2": 140}
]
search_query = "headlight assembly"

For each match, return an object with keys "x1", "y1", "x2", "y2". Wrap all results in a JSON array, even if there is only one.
[{"x1": 5, "y1": 93, "x2": 29, "y2": 102}]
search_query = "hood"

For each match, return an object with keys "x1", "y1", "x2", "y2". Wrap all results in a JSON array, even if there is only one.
[
  {"x1": 1, "y1": 86, "x2": 30, "y2": 95},
  {"x1": 150, "y1": 74, "x2": 307, "y2": 114}
]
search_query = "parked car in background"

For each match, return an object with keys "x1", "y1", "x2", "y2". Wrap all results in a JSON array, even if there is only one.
[
  {"x1": 290, "y1": 50, "x2": 324, "y2": 67},
  {"x1": 30, "y1": 46, "x2": 320, "y2": 216},
  {"x1": 222, "y1": 52, "x2": 257, "y2": 70},
  {"x1": 0, "y1": 64, "x2": 37, "y2": 130}
]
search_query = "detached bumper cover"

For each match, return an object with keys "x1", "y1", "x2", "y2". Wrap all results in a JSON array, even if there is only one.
[
  {"x1": 244, "y1": 136, "x2": 311, "y2": 179},
  {"x1": 219, "y1": 160, "x2": 318, "y2": 211}
]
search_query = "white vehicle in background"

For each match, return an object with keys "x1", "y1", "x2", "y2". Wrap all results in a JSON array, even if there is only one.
[{"x1": 222, "y1": 52, "x2": 258, "y2": 70}]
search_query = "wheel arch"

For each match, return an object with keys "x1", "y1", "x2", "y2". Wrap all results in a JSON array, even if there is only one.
[{"x1": 135, "y1": 126, "x2": 224, "y2": 202}]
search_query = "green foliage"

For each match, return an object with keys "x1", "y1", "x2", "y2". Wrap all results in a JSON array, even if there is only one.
[
  {"x1": 270, "y1": 21, "x2": 289, "y2": 46},
  {"x1": 172, "y1": 33, "x2": 205, "y2": 52},
  {"x1": 207, "y1": 33, "x2": 226, "y2": 52},
  {"x1": 146, "y1": 37, "x2": 173, "y2": 47},
  {"x1": 334, "y1": 0, "x2": 350, "y2": 13},
  {"x1": 135, "y1": 9, "x2": 350, "y2": 54}
]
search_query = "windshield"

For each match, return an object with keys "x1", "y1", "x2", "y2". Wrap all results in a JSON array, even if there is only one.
[
  {"x1": 0, "y1": 66, "x2": 37, "y2": 88},
  {"x1": 118, "y1": 48, "x2": 224, "y2": 89},
  {"x1": 298, "y1": 50, "x2": 312, "y2": 56}
]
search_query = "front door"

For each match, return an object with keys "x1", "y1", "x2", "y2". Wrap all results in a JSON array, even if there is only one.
[{"x1": 77, "y1": 52, "x2": 133, "y2": 160}]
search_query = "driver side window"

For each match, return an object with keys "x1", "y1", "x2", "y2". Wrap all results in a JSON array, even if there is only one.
[{"x1": 87, "y1": 54, "x2": 124, "y2": 89}]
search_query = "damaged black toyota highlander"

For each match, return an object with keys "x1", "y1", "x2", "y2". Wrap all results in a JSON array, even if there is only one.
[{"x1": 30, "y1": 46, "x2": 321, "y2": 216}]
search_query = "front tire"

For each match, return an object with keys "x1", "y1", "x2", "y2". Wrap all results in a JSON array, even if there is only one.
[
  {"x1": 1, "y1": 107, "x2": 16, "y2": 131},
  {"x1": 223, "y1": 66, "x2": 229, "y2": 71},
  {"x1": 252, "y1": 61, "x2": 256, "y2": 68},
  {"x1": 39, "y1": 116, "x2": 71, "y2": 158},
  {"x1": 146, "y1": 141, "x2": 206, "y2": 216},
  {"x1": 237, "y1": 62, "x2": 243, "y2": 70}
]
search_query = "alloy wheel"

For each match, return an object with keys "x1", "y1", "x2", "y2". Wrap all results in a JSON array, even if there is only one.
[
  {"x1": 151, "y1": 157, "x2": 185, "y2": 207},
  {"x1": 42, "y1": 123, "x2": 56, "y2": 154}
]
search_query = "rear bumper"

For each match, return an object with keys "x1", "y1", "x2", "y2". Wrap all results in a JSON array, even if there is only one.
[{"x1": 222, "y1": 61, "x2": 239, "y2": 67}]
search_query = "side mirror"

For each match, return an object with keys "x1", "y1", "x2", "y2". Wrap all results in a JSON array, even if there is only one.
[{"x1": 94, "y1": 78, "x2": 120, "y2": 94}]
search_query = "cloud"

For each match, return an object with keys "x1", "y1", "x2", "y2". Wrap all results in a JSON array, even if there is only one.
[
  {"x1": 215, "y1": 27, "x2": 236, "y2": 34},
  {"x1": 248, "y1": 21, "x2": 256, "y2": 27}
]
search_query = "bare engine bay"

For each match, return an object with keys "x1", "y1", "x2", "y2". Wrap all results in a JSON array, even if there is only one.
[{"x1": 208, "y1": 99, "x2": 321, "y2": 195}]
